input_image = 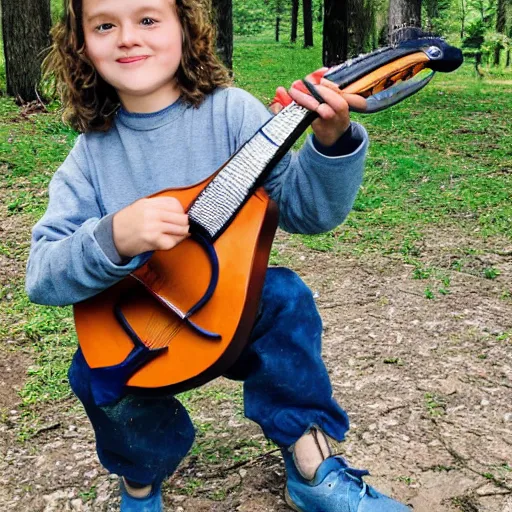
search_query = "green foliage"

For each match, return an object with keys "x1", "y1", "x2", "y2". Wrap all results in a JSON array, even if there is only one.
[
  {"x1": 422, "y1": 0, "x2": 453, "y2": 35},
  {"x1": 233, "y1": 0, "x2": 323, "y2": 38},
  {"x1": 51, "y1": 0, "x2": 65, "y2": 23},
  {"x1": 463, "y1": 19, "x2": 486, "y2": 49},
  {"x1": 482, "y1": 31, "x2": 511, "y2": 56},
  {"x1": 424, "y1": 392, "x2": 446, "y2": 416},
  {"x1": 233, "y1": 0, "x2": 271, "y2": 36},
  {"x1": 483, "y1": 267, "x2": 500, "y2": 279}
]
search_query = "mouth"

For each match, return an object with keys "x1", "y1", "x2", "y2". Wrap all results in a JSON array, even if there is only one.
[{"x1": 117, "y1": 56, "x2": 149, "y2": 64}]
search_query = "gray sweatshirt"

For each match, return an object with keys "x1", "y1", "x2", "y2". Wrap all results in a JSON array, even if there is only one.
[{"x1": 25, "y1": 87, "x2": 368, "y2": 306}]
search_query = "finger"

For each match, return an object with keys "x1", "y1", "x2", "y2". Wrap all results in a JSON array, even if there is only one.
[
  {"x1": 288, "y1": 85, "x2": 322, "y2": 112},
  {"x1": 341, "y1": 92, "x2": 367, "y2": 113},
  {"x1": 270, "y1": 86, "x2": 292, "y2": 111},
  {"x1": 155, "y1": 233, "x2": 188, "y2": 251},
  {"x1": 305, "y1": 67, "x2": 329, "y2": 85},
  {"x1": 312, "y1": 84, "x2": 349, "y2": 113},
  {"x1": 160, "y1": 222, "x2": 190, "y2": 236},
  {"x1": 160, "y1": 211, "x2": 190, "y2": 227},
  {"x1": 149, "y1": 196, "x2": 185, "y2": 213},
  {"x1": 319, "y1": 78, "x2": 367, "y2": 112},
  {"x1": 289, "y1": 85, "x2": 342, "y2": 120},
  {"x1": 291, "y1": 81, "x2": 347, "y2": 111},
  {"x1": 270, "y1": 103, "x2": 283, "y2": 115}
]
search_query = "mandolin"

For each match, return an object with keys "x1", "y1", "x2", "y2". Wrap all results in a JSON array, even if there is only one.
[{"x1": 74, "y1": 30, "x2": 463, "y2": 406}]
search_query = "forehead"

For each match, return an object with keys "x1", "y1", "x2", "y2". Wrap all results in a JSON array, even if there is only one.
[{"x1": 82, "y1": 0, "x2": 175, "y2": 18}]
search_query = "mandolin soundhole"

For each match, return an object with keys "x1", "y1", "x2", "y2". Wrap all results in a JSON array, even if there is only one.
[{"x1": 118, "y1": 291, "x2": 184, "y2": 350}]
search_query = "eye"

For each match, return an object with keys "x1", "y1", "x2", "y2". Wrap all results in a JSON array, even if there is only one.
[
  {"x1": 96, "y1": 23, "x2": 114, "y2": 33},
  {"x1": 141, "y1": 17, "x2": 156, "y2": 26}
]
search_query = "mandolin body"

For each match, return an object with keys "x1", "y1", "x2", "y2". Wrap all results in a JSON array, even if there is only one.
[{"x1": 74, "y1": 179, "x2": 279, "y2": 394}]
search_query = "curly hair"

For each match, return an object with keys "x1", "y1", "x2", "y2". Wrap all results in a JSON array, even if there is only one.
[{"x1": 44, "y1": 0, "x2": 232, "y2": 133}]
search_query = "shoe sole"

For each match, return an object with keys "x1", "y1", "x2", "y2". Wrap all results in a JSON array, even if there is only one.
[{"x1": 284, "y1": 486, "x2": 304, "y2": 512}]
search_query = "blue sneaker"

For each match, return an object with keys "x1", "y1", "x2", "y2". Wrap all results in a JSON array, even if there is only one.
[
  {"x1": 282, "y1": 449, "x2": 411, "y2": 512},
  {"x1": 119, "y1": 479, "x2": 163, "y2": 512}
]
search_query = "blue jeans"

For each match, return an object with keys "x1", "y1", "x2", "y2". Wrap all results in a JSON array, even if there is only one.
[{"x1": 68, "y1": 267, "x2": 349, "y2": 487}]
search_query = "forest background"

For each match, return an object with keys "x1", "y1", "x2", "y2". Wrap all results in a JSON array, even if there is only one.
[{"x1": 0, "y1": 0, "x2": 511, "y2": 511}]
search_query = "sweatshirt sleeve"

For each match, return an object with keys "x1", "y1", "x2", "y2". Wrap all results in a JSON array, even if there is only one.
[
  {"x1": 228, "y1": 88, "x2": 368, "y2": 234},
  {"x1": 25, "y1": 136, "x2": 151, "y2": 306}
]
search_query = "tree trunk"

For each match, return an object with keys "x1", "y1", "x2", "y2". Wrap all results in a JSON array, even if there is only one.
[
  {"x1": 275, "y1": 0, "x2": 282, "y2": 42},
  {"x1": 303, "y1": 0, "x2": 314, "y2": 47},
  {"x1": 350, "y1": 0, "x2": 375, "y2": 55},
  {"x1": 424, "y1": 0, "x2": 438, "y2": 31},
  {"x1": 212, "y1": 0, "x2": 233, "y2": 70},
  {"x1": 493, "y1": 0, "x2": 506, "y2": 66},
  {"x1": 1, "y1": 0, "x2": 51, "y2": 102},
  {"x1": 323, "y1": 0, "x2": 348, "y2": 66},
  {"x1": 425, "y1": 0, "x2": 439, "y2": 19},
  {"x1": 291, "y1": 0, "x2": 299, "y2": 43},
  {"x1": 460, "y1": 0, "x2": 466, "y2": 40},
  {"x1": 475, "y1": 51, "x2": 484, "y2": 78},
  {"x1": 388, "y1": 0, "x2": 422, "y2": 44}
]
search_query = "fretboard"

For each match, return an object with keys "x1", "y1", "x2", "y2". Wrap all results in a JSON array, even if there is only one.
[{"x1": 187, "y1": 102, "x2": 314, "y2": 240}]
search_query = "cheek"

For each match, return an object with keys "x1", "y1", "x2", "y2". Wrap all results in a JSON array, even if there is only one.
[
  {"x1": 153, "y1": 31, "x2": 182, "y2": 62},
  {"x1": 84, "y1": 41, "x2": 101, "y2": 68},
  {"x1": 84, "y1": 36, "x2": 111, "y2": 70}
]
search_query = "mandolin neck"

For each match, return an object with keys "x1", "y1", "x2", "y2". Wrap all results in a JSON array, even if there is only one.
[{"x1": 187, "y1": 102, "x2": 317, "y2": 241}]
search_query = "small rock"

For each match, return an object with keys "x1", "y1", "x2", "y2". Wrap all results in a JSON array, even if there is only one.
[
  {"x1": 504, "y1": 413, "x2": 512, "y2": 422},
  {"x1": 480, "y1": 399, "x2": 490, "y2": 407},
  {"x1": 71, "y1": 498, "x2": 83, "y2": 511},
  {"x1": 239, "y1": 469, "x2": 247, "y2": 478},
  {"x1": 362, "y1": 432, "x2": 375, "y2": 445}
]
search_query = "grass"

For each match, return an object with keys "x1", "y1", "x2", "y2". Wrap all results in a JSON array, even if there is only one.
[{"x1": 0, "y1": 36, "x2": 511, "y2": 446}]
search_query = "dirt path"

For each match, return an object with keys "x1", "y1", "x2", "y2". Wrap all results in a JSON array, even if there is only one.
[{"x1": 1, "y1": 217, "x2": 511, "y2": 511}]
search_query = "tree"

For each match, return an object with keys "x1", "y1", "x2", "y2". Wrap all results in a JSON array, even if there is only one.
[
  {"x1": 507, "y1": 26, "x2": 512, "y2": 68},
  {"x1": 460, "y1": 0, "x2": 467, "y2": 39},
  {"x1": 350, "y1": 0, "x2": 377, "y2": 55},
  {"x1": 423, "y1": 0, "x2": 451, "y2": 33},
  {"x1": 494, "y1": 0, "x2": 506, "y2": 65},
  {"x1": 275, "y1": 0, "x2": 283, "y2": 42},
  {"x1": 291, "y1": 0, "x2": 299, "y2": 43},
  {"x1": 388, "y1": 0, "x2": 422, "y2": 43},
  {"x1": 1, "y1": 0, "x2": 51, "y2": 102},
  {"x1": 303, "y1": 0, "x2": 314, "y2": 47},
  {"x1": 323, "y1": 0, "x2": 349, "y2": 65},
  {"x1": 212, "y1": 0, "x2": 233, "y2": 70}
]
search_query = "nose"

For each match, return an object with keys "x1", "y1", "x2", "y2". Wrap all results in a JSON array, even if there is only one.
[{"x1": 118, "y1": 23, "x2": 140, "y2": 48}]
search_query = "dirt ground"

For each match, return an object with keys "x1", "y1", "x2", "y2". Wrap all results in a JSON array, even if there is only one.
[{"x1": 1, "y1": 210, "x2": 511, "y2": 511}]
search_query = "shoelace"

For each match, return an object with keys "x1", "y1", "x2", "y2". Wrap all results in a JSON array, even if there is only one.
[
  {"x1": 335, "y1": 458, "x2": 378, "y2": 499},
  {"x1": 307, "y1": 429, "x2": 377, "y2": 499}
]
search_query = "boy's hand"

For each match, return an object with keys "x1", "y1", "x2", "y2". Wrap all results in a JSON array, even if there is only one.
[
  {"x1": 113, "y1": 197, "x2": 189, "y2": 258},
  {"x1": 270, "y1": 68, "x2": 367, "y2": 148}
]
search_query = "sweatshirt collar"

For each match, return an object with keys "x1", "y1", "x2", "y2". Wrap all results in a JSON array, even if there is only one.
[{"x1": 116, "y1": 97, "x2": 187, "y2": 131}]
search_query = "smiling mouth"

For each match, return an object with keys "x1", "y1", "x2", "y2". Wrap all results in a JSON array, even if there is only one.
[{"x1": 117, "y1": 56, "x2": 149, "y2": 64}]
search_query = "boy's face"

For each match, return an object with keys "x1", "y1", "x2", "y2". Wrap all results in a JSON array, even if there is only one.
[{"x1": 82, "y1": 0, "x2": 183, "y2": 112}]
